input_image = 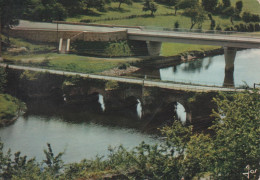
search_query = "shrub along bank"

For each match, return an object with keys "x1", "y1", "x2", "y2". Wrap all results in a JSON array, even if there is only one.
[
  {"x1": 0, "y1": 94, "x2": 25, "y2": 127},
  {"x1": 0, "y1": 90, "x2": 259, "y2": 179}
]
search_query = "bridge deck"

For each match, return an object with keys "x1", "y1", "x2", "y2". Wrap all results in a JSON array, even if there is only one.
[
  {"x1": 128, "y1": 29, "x2": 260, "y2": 49},
  {"x1": 14, "y1": 20, "x2": 260, "y2": 49},
  {"x1": 0, "y1": 64, "x2": 245, "y2": 92}
]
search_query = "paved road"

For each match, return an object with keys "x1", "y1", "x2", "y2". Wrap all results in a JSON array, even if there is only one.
[
  {"x1": 15, "y1": 20, "x2": 260, "y2": 49},
  {"x1": 128, "y1": 29, "x2": 260, "y2": 48},
  {"x1": 0, "y1": 63, "x2": 244, "y2": 92},
  {"x1": 16, "y1": 20, "x2": 133, "y2": 32}
]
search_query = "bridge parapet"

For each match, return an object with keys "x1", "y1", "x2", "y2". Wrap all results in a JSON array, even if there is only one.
[
  {"x1": 7, "y1": 28, "x2": 128, "y2": 43},
  {"x1": 142, "y1": 26, "x2": 260, "y2": 38}
]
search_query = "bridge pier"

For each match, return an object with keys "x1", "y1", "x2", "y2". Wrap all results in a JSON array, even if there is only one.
[
  {"x1": 58, "y1": 38, "x2": 71, "y2": 54},
  {"x1": 146, "y1": 41, "x2": 162, "y2": 56},
  {"x1": 223, "y1": 47, "x2": 236, "y2": 87}
]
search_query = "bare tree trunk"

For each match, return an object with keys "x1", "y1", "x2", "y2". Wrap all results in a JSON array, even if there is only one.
[
  {"x1": 118, "y1": 2, "x2": 122, "y2": 9},
  {"x1": 190, "y1": 22, "x2": 195, "y2": 30}
]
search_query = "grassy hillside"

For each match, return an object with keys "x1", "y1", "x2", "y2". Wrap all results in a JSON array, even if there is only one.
[
  {"x1": 231, "y1": 0, "x2": 260, "y2": 14},
  {"x1": 66, "y1": 0, "x2": 260, "y2": 29}
]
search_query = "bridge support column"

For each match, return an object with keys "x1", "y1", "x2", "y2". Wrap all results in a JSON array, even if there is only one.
[
  {"x1": 146, "y1": 41, "x2": 162, "y2": 56},
  {"x1": 58, "y1": 38, "x2": 63, "y2": 53},
  {"x1": 223, "y1": 47, "x2": 236, "y2": 87},
  {"x1": 58, "y1": 38, "x2": 70, "y2": 54}
]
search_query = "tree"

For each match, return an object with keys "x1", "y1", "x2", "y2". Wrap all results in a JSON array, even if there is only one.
[
  {"x1": 29, "y1": 0, "x2": 67, "y2": 22},
  {"x1": 0, "y1": 67, "x2": 6, "y2": 92},
  {"x1": 162, "y1": 90, "x2": 260, "y2": 179},
  {"x1": 113, "y1": 0, "x2": 132, "y2": 9},
  {"x1": 216, "y1": 24, "x2": 222, "y2": 31},
  {"x1": 173, "y1": 0, "x2": 181, "y2": 15},
  {"x1": 177, "y1": 0, "x2": 198, "y2": 9},
  {"x1": 222, "y1": 0, "x2": 231, "y2": 7},
  {"x1": 222, "y1": 6, "x2": 235, "y2": 17},
  {"x1": 174, "y1": 21, "x2": 180, "y2": 29},
  {"x1": 235, "y1": 0, "x2": 243, "y2": 14},
  {"x1": 209, "y1": 91, "x2": 260, "y2": 179},
  {"x1": 202, "y1": 0, "x2": 218, "y2": 13},
  {"x1": 183, "y1": 5, "x2": 206, "y2": 29},
  {"x1": 43, "y1": 143, "x2": 64, "y2": 175},
  {"x1": 210, "y1": 19, "x2": 216, "y2": 30},
  {"x1": 164, "y1": 0, "x2": 180, "y2": 15},
  {"x1": 242, "y1": 12, "x2": 252, "y2": 23},
  {"x1": 143, "y1": 0, "x2": 158, "y2": 16},
  {"x1": 57, "y1": 0, "x2": 85, "y2": 14},
  {"x1": 0, "y1": 0, "x2": 28, "y2": 29}
]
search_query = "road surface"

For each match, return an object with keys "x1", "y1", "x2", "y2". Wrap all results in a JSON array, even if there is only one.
[{"x1": 15, "y1": 20, "x2": 260, "y2": 49}]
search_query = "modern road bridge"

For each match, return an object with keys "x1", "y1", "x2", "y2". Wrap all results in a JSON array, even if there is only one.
[{"x1": 7, "y1": 20, "x2": 260, "y2": 79}]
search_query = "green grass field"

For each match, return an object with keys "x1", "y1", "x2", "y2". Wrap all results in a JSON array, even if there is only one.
[
  {"x1": 161, "y1": 43, "x2": 220, "y2": 56},
  {"x1": 3, "y1": 53, "x2": 136, "y2": 73},
  {"x1": 3, "y1": 36, "x2": 220, "y2": 73},
  {"x1": 231, "y1": 0, "x2": 260, "y2": 14},
  {"x1": 66, "y1": 0, "x2": 260, "y2": 30}
]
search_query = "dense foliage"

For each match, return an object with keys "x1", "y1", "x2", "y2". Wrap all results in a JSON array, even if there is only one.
[
  {"x1": 0, "y1": 67, "x2": 6, "y2": 93},
  {"x1": 1, "y1": 0, "x2": 259, "y2": 32},
  {"x1": 0, "y1": 0, "x2": 28, "y2": 28},
  {"x1": 0, "y1": 94, "x2": 26, "y2": 126},
  {"x1": 0, "y1": 90, "x2": 259, "y2": 179},
  {"x1": 71, "y1": 40, "x2": 132, "y2": 57}
]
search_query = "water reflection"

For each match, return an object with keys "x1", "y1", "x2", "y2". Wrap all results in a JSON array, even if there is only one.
[
  {"x1": 98, "y1": 94, "x2": 105, "y2": 112},
  {"x1": 176, "y1": 102, "x2": 186, "y2": 124},
  {"x1": 159, "y1": 49, "x2": 260, "y2": 87},
  {"x1": 132, "y1": 49, "x2": 260, "y2": 87},
  {"x1": 0, "y1": 115, "x2": 160, "y2": 163},
  {"x1": 136, "y1": 99, "x2": 142, "y2": 119}
]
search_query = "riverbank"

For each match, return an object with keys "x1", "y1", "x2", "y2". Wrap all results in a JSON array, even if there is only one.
[
  {"x1": 1, "y1": 35, "x2": 221, "y2": 74},
  {"x1": 2, "y1": 47, "x2": 225, "y2": 76},
  {"x1": 131, "y1": 47, "x2": 225, "y2": 69},
  {"x1": 0, "y1": 94, "x2": 26, "y2": 127}
]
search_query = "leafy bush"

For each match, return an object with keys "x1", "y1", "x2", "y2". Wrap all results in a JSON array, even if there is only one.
[
  {"x1": 1, "y1": 91, "x2": 259, "y2": 179},
  {"x1": 242, "y1": 12, "x2": 260, "y2": 23},
  {"x1": 71, "y1": 40, "x2": 132, "y2": 57},
  {"x1": 0, "y1": 94, "x2": 22, "y2": 121},
  {"x1": 105, "y1": 80, "x2": 119, "y2": 90},
  {"x1": 0, "y1": 67, "x2": 7, "y2": 93}
]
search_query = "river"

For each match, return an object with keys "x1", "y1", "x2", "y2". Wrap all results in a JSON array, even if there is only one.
[
  {"x1": 0, "y1": 115, "x2": 161, "y2": 163},
  {"x1": 0, "y1": 99, "x2": 164, "y2": 163},
  {"x1": 134, "y1": 49, "x2": 260, "y2": 88},
  {"x1": 1, "y1": 49, "x2": 259, "y2": 163}
]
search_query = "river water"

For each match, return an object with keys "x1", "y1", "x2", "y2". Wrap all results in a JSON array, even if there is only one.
[
  {"x1": 1, "y1": 49, "x2": 259, "y2": 163},
  {"x1": 135, "y1": 49, "x2": 260, "y2": 88},
  {"x1": 0, "y1": 115, "x2": 161, "y2": 163},
  {"x1": 0, "y1": 98, "x2": 165, "y2": 163}
]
